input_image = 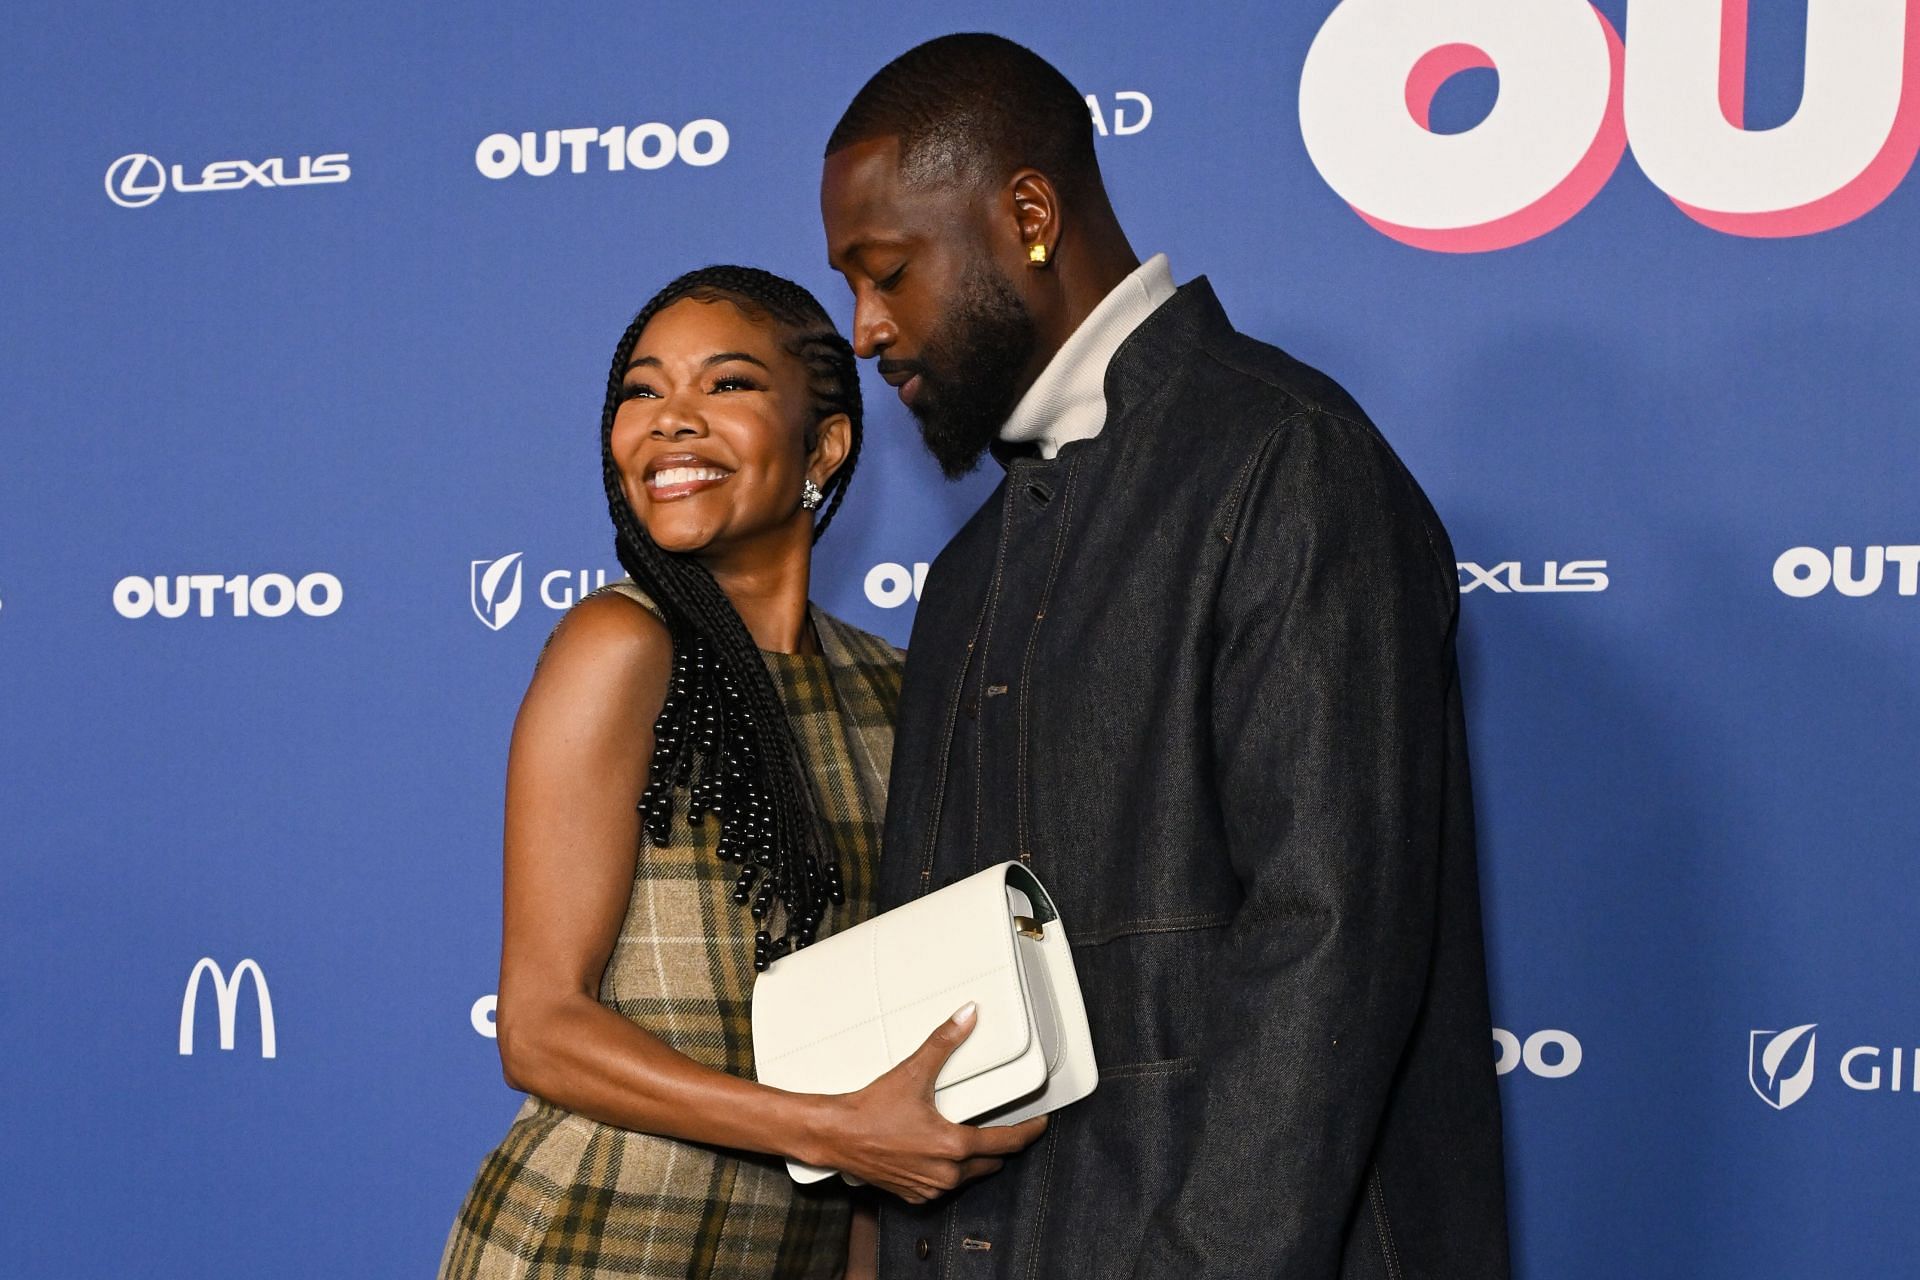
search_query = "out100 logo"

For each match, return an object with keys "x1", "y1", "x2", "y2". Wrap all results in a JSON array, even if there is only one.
[{"x1": 1300, "y1": 0, "x2": 1920, "y2": 251}]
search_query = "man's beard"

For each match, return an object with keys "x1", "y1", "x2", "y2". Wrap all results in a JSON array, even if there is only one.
[{"x1": 894, "y1": 261, "x2": 1037, "y2": 479}]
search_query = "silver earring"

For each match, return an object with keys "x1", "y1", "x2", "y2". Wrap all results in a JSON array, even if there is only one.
[{"x1": 800, "y1": 478, "x2": 824, "y2": 511}]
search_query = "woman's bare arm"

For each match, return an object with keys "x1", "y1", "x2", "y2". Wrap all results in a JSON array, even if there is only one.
[
  {"x1": 491, "y1": 592, "x2": 1045, "y2": 1199},
  {"x1": 494, "y1": 592, "x2": 831, "y2": 1157}
]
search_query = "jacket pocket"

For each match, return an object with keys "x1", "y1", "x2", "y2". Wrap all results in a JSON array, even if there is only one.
[{"x1": 1029, "y1": 1056, "x2": 1201, "y2": 1279}]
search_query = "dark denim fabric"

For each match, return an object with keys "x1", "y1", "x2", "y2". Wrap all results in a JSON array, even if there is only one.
[{"x1": 872, "y1": 279, "x2": 1509, "y2": 1279}]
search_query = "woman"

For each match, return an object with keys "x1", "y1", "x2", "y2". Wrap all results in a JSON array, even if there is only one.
[{"x1": 438, "y1": 266, "x2": 1041, "y2": 1279}]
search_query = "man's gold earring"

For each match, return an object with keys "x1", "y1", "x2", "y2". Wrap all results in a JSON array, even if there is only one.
[{"x1": 1028, "y1": 242, "x2": 1049, "y2": 266}]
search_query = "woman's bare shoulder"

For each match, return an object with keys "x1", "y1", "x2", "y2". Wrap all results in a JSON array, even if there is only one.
[{"x1": 521, "y1": 589, "x2": 673, "y2": 732}]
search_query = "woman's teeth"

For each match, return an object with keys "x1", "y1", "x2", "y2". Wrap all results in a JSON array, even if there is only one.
[{"x1": 649, "y1": 466, "x2": 730, "y2": 489}]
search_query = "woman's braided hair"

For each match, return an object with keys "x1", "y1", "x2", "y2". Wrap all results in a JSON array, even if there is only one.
[{"x1": 598, "y1": 265, "x2": 863, "y2": 970}]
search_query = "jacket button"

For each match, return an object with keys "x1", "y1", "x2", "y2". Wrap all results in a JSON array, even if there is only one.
[{"x1": 915, "y1": 1237, "x2": 931, "y2": 1260}]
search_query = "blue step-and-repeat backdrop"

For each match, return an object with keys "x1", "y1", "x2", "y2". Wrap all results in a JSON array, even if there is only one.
[{"x1": 4, "y1": 1, "x2": 1916, "y2": 1274}]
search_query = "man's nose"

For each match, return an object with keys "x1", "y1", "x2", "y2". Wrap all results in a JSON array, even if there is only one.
[{"x1": 852, "y1": 296, "x2": 897, "y2": 360}]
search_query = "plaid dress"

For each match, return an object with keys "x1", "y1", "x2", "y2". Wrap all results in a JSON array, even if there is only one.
[{"x1": 440, "y1": 581, "x2": 903, "y2": 1280}]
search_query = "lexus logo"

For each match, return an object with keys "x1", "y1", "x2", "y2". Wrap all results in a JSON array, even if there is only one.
[
  {"x1": 179, "y1": 957, "x2": 277, "y2": 1058},
  {"x1": 105, "y1": 152, "x2": 166, "y2": 208},
  {"x1": 103, "y1": 150, "x2": 351, "y2": 209},
  {"x1": 1457, "y1": 560, "x2": 1609, "y2": 594}
]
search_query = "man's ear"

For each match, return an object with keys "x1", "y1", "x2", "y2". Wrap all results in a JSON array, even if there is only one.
[
  {"x1": 808, "y1": 412, "x2": 854, "y2": 488},
  {"x1": 1008, "y1": 169, "x2": 1060, "y2": 263}
]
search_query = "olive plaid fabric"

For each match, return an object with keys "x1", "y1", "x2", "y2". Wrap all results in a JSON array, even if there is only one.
[{"x1": 439, "y1": 581, "x2": 902, "y2": 1279}]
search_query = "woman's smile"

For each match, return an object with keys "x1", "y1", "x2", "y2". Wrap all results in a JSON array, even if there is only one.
[{"x1": 645, "y1": 453, "x2": 737, "y2": 501}]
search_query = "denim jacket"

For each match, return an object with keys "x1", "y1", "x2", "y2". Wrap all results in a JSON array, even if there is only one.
[{"x1": 874, "y1": 279, "x2": 1509, "y2": 1279}]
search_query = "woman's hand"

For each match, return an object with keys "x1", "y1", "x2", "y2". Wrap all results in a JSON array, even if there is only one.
[{"x1": 803, "y1": 1003, "x2": 1050, "y2": 1203}]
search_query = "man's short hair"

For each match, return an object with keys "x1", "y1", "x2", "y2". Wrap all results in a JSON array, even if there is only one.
[{"x1": 826, "y1": 33, "x2": 1102, "y2": 202}]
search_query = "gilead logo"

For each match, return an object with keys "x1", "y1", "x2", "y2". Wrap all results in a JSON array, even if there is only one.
[
  {"x1": 1300, "y1": 0, "x2": 1920, "y2": 251},
  {"x1": 472, "y1": 553, "x2": 525, "y2": 631},
  {"x1": 1774, "y1": 545, "x2": 1920, "y2": 597},
  {"x1": 470, "y1": 553, "x2": 611, "y2": 628},
  {"x1": 1749, "y1": 1024, "x2": 1920, "y2": 1109},
  {"x1": 1750, "y1": 1024, "x2": 1818, "y2": 1109},
  {"x1": 1838, "y1": 1045, "x2": 1920, "y2": 1092}
]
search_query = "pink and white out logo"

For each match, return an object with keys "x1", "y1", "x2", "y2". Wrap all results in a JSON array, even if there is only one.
[{"x1": 1300, "y1": 0, "x2": 1920, "y2": 251}]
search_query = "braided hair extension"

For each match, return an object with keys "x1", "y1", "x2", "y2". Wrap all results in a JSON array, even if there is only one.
[{"x1": 597, "y1": 265, "x2": 864, "y2": 970}]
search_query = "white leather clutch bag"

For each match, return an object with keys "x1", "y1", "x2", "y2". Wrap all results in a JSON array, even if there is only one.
[{"x1": 751, "y1": 860, "x2": 1100, "y2": 1183}]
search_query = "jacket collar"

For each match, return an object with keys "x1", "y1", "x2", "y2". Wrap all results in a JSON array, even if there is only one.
[
  {"x1": 996, "y1": 254, "x2": 1176, "y2": 459},
  {"x1": 1105, "y1": 275, "x2": 1231, "y2": 425},
  {"x1": 988, "y1": 276, "x2": 1231, "y2": 472}
]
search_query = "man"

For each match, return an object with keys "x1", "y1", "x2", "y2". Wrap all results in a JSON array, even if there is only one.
[{"x1": 821, "y1": 34, "x2": 1509, "y2": 1279}]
